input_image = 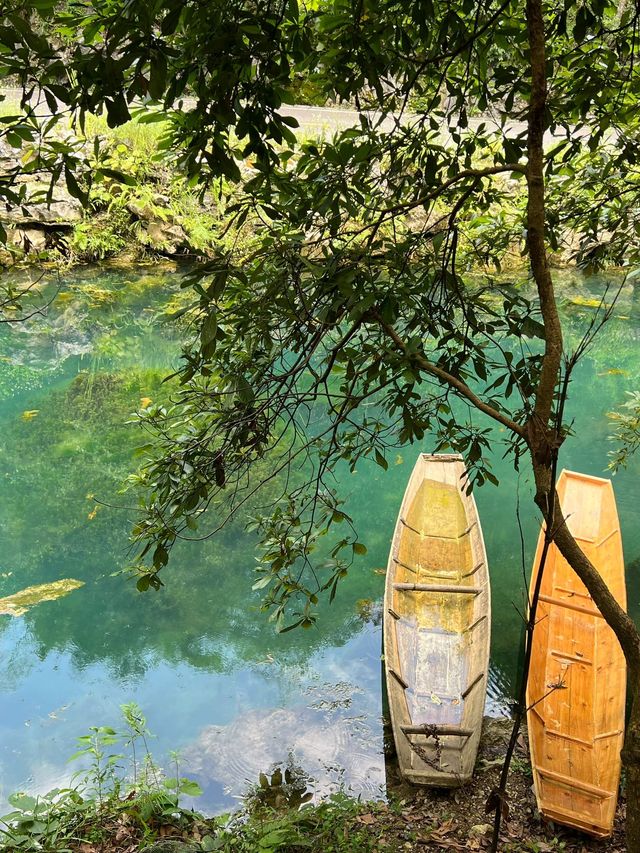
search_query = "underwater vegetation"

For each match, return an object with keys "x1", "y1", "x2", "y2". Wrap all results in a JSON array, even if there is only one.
[{"x1": 0, "y1": 579, "x2": 84, "y2": 617}]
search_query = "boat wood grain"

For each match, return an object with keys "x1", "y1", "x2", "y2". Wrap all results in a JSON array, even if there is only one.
[
  {"x1": 383, "y1": 453, "x2": 491, "y2": 786},
  {"x1": 526, "y1": 470, "x2": 626, "y2": 838}
]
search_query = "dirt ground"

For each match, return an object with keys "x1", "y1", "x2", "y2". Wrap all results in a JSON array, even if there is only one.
[
  {"x1": 61, "y1": 718, "x2": 627, "y2": 853},
  {"x1": 375, "y1": 717, "x2": 626, "y2": 852}
]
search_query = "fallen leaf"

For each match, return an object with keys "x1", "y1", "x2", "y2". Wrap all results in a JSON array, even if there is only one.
[
  {"x1": 429, "y1": 840, "x2": 465, "y2": 850},
  {"x1": 357, "y1": 813, "x2": 377, "y2": 825}
]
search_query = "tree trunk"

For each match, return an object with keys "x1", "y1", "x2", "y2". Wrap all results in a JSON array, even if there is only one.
[{"x1": 623, "y1": 668, "x2": 640, "y2": 852}]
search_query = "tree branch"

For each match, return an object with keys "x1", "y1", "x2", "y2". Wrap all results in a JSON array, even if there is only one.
[
  {"x1": 373, "y1": 163, "x2": 527, "y2": 220},
  {"x1": 550, "y1": 505, "x2": 640, "y2": 670},
  {"x1": 374, "y1": 312, "x2": 527, "y2": 438}
]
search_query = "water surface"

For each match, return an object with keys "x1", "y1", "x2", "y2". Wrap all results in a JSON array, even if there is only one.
[{"x1": 0, "y1": 265, "x2": 638, "y2": 811}]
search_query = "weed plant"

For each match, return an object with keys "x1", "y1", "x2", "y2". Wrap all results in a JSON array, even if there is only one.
[{"x1": 0, "y1": 703, "x2": 203, "y2": 852}]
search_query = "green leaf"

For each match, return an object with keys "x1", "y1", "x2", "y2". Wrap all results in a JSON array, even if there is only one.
[
  {"x1": 153, "y1": 544, "x2": 169, "y2": 567},
  {"x1": 201, "y1": 835, "x2": 224, "y2": 852},
  {"x1": 8, "y1": 793, "x2": 37, "y2": 812},
  {"x1": 374, "y1": 449, "x2": 388, "y2": 470},
  {"x1": 521, "y1": 317, "x2": 546, "y2": 339},
  {"x1": 236, "y1": 376, "x2": 254, "y2": 404},
  {"x1": 179, "y1": 778, "x2": 203, "y2": 796},
  {"x1": 97, "y1": 167, "x2": 137, "y2": 186},
  {"x1": 106, "y1": 94, "x2": 131, "y2": 128},
  {"x1": 353, "y1": 542, "x2": 367, "y2": 556},
  {"x1": 64, "y1": 168, "x2": 87, "y2": 206},
  {"x1": 149, "y1": 51, "x2": 168, "y2": 100},
  {"x1": 201, "y1": 311, "x2": 218, "y2": 347}
]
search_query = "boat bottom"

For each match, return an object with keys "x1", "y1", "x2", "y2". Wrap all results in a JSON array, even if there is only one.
[
  {"x1": 540, "y1": 807, "x2": 612, "y2": 840},
  {"x1": 400, "y1": 769, "x2": 470, "y2": 788}
]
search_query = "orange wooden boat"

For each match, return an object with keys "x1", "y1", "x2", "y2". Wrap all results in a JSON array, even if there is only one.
[
  {"x1": 384, "y1": 453, "x2": 491, "y2": 786},
  {"x1": 526, "y1": 470, "x2": 626, "y2": 838}
]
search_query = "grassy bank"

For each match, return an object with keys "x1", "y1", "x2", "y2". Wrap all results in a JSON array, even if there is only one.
[
  {"x1": 0, "y1": 112, "x2": 228, "y2": 268},
  {"x1": 0, "y1": 109, "x2": 541, "y2": 274},
  {"x1": 0, "y1": 712, "x2": 625, "y2": 853}
]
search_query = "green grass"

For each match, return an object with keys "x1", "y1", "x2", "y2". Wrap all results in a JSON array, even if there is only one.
[{"x1": 0, "y1": 705, "x2": 389, "y2": 853}]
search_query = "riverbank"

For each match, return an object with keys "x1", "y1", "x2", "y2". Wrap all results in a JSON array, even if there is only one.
[
  {"x1": 1, "y1": 719, "x2": 625, "y2": 853},
  {"x1": 0, "y1": 106, "x2": 582, "y2": 274}
]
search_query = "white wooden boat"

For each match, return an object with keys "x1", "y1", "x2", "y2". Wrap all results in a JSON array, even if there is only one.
[
  {"x1": 526, "y1": 470, "x2": 626, "y2": 838},
  {"x1": 383, "y1": 453, "x2": 491, "y2": 785}
]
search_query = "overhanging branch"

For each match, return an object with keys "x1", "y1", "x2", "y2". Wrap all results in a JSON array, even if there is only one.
[{"x1": 374, "y1": 312, "x2": 527, "y2": 439}]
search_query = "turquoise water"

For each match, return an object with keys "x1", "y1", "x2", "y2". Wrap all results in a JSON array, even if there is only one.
[{"x1": 0, "y1": 265, "x2": 638, "y2": 811}]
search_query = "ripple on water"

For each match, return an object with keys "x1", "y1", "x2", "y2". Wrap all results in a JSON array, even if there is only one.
[{"x1": 184, "y1": 692, "x2": 385, "y2": 803}]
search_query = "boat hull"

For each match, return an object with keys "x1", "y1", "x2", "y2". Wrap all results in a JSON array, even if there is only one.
[
  {"x1": 526, "y1": 470, "x2": 626, "y2": 838},
  {"x1": 383, "y1": 453, "x2": 491, "y2": 786}
]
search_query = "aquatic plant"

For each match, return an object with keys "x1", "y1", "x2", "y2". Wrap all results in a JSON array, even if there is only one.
[{"x1": 0, "y1": 579, "x2": 84, "y2": 617}]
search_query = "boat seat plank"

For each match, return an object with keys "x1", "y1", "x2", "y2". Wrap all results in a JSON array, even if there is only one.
[
  {"x1": 538, "y1": 593, "x2": 603, "y2": 618},
  {"x1": 392, "y1": 557, "x2": 459, "y2": 579},
  {"x1": 545, "y1": 729, "x2": 593, "y2": 748},
  {"x1": 393, "y1": 582, "x2": 481, "y2": 594},
  {"x1": 388, "y1": 668, "x2": 409, "y2": 689},
  {"x1": 596, "y1": 527, "x2": 619, "y2": 548},
  {"x1": 461, "y1": 671, "x2": 484, "y2": 699},
  {"x1": 535, "y1": 766, "x2": 614, "y2": 800},
  {"x1": 550, "y1": 649, "x2": 592, "y2": 666},
  {"x1": 461, "y1": 562, "x2": 484, "y2": 578},
  {"x1": 399, "y1": 516, "x2": 477, "y2": 540},
  {"x1": 463, "y1": 614, "x2": 487, "y2": 634},
  {"x1": 401, "y1": 725, "x2": 473, "y2": 737}
]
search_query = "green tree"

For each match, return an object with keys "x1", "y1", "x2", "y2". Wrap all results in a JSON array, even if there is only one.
[{"x1": 3, "y1": 0, "x2": 640, "y2": 847}]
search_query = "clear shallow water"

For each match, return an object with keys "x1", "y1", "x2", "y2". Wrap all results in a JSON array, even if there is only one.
[{"x1": 0, "y1": 265, "x2": 639, "y2": 811}]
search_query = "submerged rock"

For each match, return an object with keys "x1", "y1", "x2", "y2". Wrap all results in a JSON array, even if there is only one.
[{"x1": 0, "y1": 578, "x2": 85, "y2": 616}]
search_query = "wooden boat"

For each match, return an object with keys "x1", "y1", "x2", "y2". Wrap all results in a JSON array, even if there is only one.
[
  {"x1": 383, "y1": 453, "x2": 491, "y2": 786},
  {"x1": 526, "y1": 470, "x2": 626, "y2": 838}
]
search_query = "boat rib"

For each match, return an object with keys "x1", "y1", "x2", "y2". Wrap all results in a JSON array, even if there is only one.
[
  {"x1": 526, "y1": 470, "x2": 626, "y2": 838},
  {"x1": 383, "y1": 453, "x2": 491, "y2": 786}
]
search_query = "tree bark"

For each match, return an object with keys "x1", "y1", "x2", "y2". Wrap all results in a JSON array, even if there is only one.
[{"x1": 624, "y1": 677, "x2": 640, "y2": 852}]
